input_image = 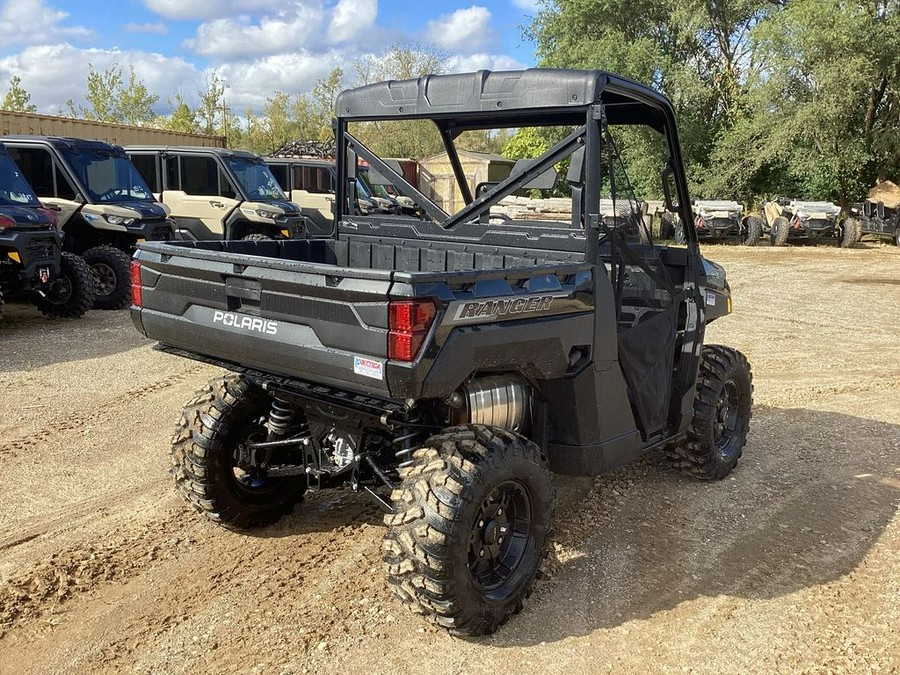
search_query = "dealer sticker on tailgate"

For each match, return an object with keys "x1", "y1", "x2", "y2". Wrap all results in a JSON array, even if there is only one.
[{"x1": 353, "y1": 356, "x2": 384, "y2": 380}]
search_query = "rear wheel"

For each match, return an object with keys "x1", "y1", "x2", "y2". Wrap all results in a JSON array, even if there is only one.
[
  {"x1": 170, "y1": 374, "x2": 306, "y2": 529},
  {"x1": 242, "y1": 233, "x2": 273, "y2": 241},
  {"x1": 34, "y1": 253, "x2": 95, "y2": 319},
  {"x1": 769, "y1": 216, "x2": 789, "y2": 246},
  {"x1": 668, "y1": 346, "x2": 753, "y2": 480},
  {"x1": 384, "y1": 425, "x2": 554, "y2": 636},
  {"x1": 743, "y1": 216, "x2": 762, "y2": 246},
  {"x1": 659, "y1": 212, "x2": 677, "y2": 239},
  {"x1": 83, "y1": 245, "x2": 132, "y2": 310},
  {"x1": 840, "y1": 218, "x2": 860, "y2": 248},
  {"x1": 674, "y1": 221, "x2": 686, "y2": 244}
]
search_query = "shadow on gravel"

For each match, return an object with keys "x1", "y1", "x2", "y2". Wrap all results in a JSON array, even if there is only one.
[
  {"x1": 0, "y1": 305, "x2": 148, "y2": 371},
  {"x1": 488, "y1": 405, "x2": 900, "y2": 646}
]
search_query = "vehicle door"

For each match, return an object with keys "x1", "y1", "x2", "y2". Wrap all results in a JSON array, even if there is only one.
[
  {"x1": 291, "y1": 164, "x2": 334, "y2": 235},
  {"x1": 161, "y1": 154, "x2": 240, "y2": 239},
  {"x1": 6, "y1": 145, "x2": 82, "y2": 229}
]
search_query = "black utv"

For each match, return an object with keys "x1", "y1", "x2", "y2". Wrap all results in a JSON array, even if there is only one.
[
  {"x1": 0, "y1": 142, "x2": 94, "y2": 319},
  {"x1": 132, "y1": 69, "x2": 753, "y2": 636},
  {"x1": 845, "y1": 200, "x2": 900, "y2": 247},
  {"x1": 1, "y1": 136, "x2": 175, "y2": 310}
]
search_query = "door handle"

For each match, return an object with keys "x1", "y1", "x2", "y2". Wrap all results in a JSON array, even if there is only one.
[{"x1": 210, "y1": 200, "x2": 225, "y2": 209}]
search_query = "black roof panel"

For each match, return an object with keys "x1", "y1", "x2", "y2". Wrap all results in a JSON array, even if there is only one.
[{"x1": 335, "y1": 68, "x2": 674, "y2": 130}]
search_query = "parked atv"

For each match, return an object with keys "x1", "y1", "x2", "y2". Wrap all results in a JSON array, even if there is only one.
[
  {"x1": 1, "y1": 136, "x2": 175, "y2": 310},
  {"x1": 846, "y1": 201, "x2": 900, "y2": 247},
  {"x1": 763, "y1": 198, "x2": 852, "y2": 247},
  {"x1": 133, "y1": 68, "x2": 753, "y2": 636},
  {"x1": 0, "y1": 143, "x2": 94, "y2": 319},
  {"x1": 660, "y1": 201, "x2": 761, "y2": 245}
]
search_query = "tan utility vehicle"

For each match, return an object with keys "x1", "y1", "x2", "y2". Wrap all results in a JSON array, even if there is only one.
[
  {"x1": 1, "y1": 135, "x2": 175, "y2": 309},
  {"x1": 126, "y1": 146, "x2": 304, "y2": 241},
  {"x1": 265, "y1": 157, "x2": 386, "y2": 236}
]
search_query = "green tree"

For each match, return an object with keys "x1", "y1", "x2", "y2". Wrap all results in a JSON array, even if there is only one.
[
  {"x1": 710, "y1": 0, "x2": 900, "y2": 205},
  {"x1": 351, "y1": 45, "x2": 448, "y2": 158},
  {"x1": 525, "y1": 0, "x2": 776, "y2": 196},
  {"x1": 196, "y1": 71, "x2": 226, "y2": 137},
  {"x1": 67, "y1": 64, "x2": 158, "y2": 126},
  {"x1": 1, "y1": 75, "x2": 37, "y2": 113},
  {"x1": 161, "y1": 91, "x2": 197, "y2": 133}
]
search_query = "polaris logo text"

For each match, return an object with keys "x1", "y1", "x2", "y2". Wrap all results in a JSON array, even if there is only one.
[
  {"x1": 454, "y1": 296, "x2": 554, "y2": 321},
  {"x1": 212, "y1": 310, "x2": 278, "y2": 335}
]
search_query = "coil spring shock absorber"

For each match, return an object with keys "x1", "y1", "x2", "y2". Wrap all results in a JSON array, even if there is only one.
[
  {"x1": 266, "y1": 393, "x2": 294, "y2": 441},
  {"x1": 393, "y1": 413, "x2": 421, "y2": 469}
]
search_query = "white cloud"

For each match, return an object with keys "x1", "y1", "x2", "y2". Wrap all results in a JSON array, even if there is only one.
[
  {"x1": 511, "y1": 0, "x2": 540, "y2": 11},
  {"x1": 445, "y1": 53, "x2": 526, "y2": 73},
  {"x1": 425, "y1": 6, "x2": 494, "y2": 53},
  {"x1": 0, "y1": 45, "x2": 198, "y2": 113},
  {"x1": 187, "y1": 6, "x2": 326, "y2": 58},
  {"x1": 123, "y1": 22, "x2": 169, "y2": 35},
  {"x1": 327, "y1": 0, "x2": 377, "y2": 43},
  {"x1": 216, "y1": 51, "x2": 350, "y2": 110},
  {"x1": 143, "y1": 0, "x2": 283, "y2": 21},
  {"x1": 0, "y1": 0, "x2": 92, "y2": 44}
]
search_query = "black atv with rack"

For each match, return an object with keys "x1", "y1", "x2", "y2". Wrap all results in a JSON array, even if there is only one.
[{"x1": 132, "y1": 69, "x2": 754, "y2": 636}]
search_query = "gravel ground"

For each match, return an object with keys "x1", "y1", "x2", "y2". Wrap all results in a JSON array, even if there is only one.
[{"x1": 0, "y1": 242, "x2": 898, "y2": 674}]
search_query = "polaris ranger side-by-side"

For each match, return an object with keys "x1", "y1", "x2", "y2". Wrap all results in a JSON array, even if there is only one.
[
  {"x1": 0, "y1": 142, "x2": 94, "y2": 319},
  {"x1": 132, "y1": 69, "x2": 753, "y2": 636},
  {"x1": 1, "y1": 136, "x2": 174, "y2": 310}
]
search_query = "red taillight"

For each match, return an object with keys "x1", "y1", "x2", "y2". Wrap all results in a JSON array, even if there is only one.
[
  {"x1": 388, "y1": 299, "x2": 436, "y2": 362},
  {"x1": 130, "y1": 260, "x2": 142, "y2": 308},
  {"x1": 0, "y1": 214, "x2": 14, "y2": 231}
]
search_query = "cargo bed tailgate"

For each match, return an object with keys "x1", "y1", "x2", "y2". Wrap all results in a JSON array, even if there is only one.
[{"x1": 132, "y1": 242, "x2": 395, "y2": 394}]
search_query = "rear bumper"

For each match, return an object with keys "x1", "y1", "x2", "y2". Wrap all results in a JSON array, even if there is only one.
[{"x1": 134, "y1": 306, "x2": 393, "y2": 397}]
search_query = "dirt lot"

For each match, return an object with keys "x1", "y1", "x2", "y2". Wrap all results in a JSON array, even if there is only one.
[{"x1": 0, "y1": 243, "x2": 898, "y2": 674}]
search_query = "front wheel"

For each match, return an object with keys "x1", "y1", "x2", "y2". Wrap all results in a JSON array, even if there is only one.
[
  {"x1": 667, "y1": 346, "x2": 753, "y2": 480},
  {"x1": 384, "y1": 425, "x2": 554, "y2": 636},
  {"x1": 170, "y1": 374, "x2": 306, "y2": 529},
  {"x1": 34, "y1": 252, "x2": 95, "y2": 319},
  {"x1": 769, "y1": 216, "x2": 790, "y2": 246},
  {"x1": 83, "y1": 245, "x2": 132, "y2": 310}
]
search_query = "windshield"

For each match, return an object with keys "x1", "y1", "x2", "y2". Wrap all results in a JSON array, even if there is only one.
[
  {"x1": 0, "y1": 152, "x2": 41, "y2": 207},
  {"x1": 226, "y1": 157, "x2": 287, "y2": 201},
  {"x1": 60, "y1": 148, "x2": 154, "y2": 203},
  {"x1": 360, "y1": 171, "x2": 391, "y2": 199}
]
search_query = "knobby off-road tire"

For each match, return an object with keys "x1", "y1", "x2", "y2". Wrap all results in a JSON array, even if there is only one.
[
  {"x1": 743, "y1": 215, "x2": 763, "y2": 246},
  {"x1": 659, "y1": 212, "x2": 677, "y2": 240},
  {"x1": 171, "y1": 374, "x2": 306, "y2": 529},
  {"x1": 668, "y1": 346, "x2": 753, "y2": 480},
  {"x1": 674, "y1": 221, "x2": 687, "y2": 244},
  {"x1": 83, "y1": 245, "x2": 132, "y2": 310},
  {"x1": 769, "y1": 216, "x2": 790, "y2": 246},
  {"x1": 384, "y1": 425, "x2": 555, "y2": 636},
  {"x1": 840, "y1": 218, "x2": 860, "y2": 248},
  {"x1": 35, "y1": 252, "x2": 95, "y2": 319},
  {"x1": 242, "y1": 233, "x2": 274, "y2": 241}
]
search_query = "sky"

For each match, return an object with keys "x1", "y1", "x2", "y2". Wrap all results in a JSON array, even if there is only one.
[{"x1": 0, "y1": 0, "x2": 541, "y2": 115}]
